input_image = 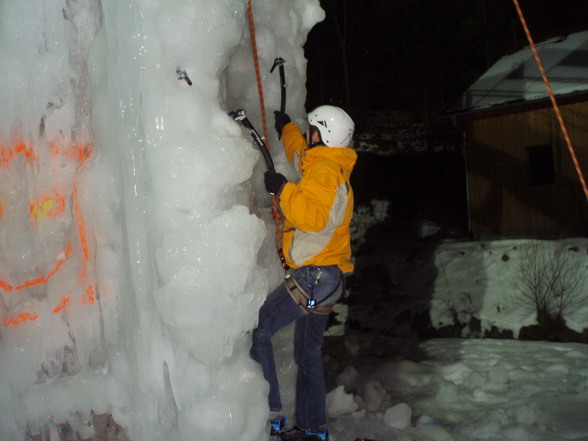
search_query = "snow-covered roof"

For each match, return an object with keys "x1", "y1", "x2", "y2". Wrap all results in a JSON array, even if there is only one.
[{"x1": 446, "y1": 30, "x2": 588, "y2": 115}]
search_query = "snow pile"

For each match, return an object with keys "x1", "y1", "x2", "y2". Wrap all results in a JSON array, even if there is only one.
[
  {"x1": 0, "y1": 0, "x2": 324, "y2": 439},
  {"x1": 432, "y1": 238, "x2": 588, "y2": 337},
  {"x1": 325, "y1": 336, "x2": 588, "y2": 441},
  {"x1": 344, "y1": 233, "x2": 588, "y2": 340},
  {"x1": 383, "y1": 403, "x2": 412, "y2": 430}
]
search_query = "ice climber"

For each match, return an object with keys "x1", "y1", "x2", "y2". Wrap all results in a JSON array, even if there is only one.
[{"x1": 250, "y1": 105, "x2": 357, "y2": 441}]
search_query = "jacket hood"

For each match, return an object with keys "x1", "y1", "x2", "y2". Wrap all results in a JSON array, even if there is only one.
[{"x1": 306, "y1": 146, "x2": 357, "y2": 174}]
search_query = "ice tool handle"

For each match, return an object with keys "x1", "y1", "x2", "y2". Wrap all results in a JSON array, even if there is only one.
[
  {"x1": 270, "y1": 57, "x2": 286, "y2": 113},
  {"x1": 270, "y1": 57, "x2": 286, "y2": 140},
  {"x1": 229, "y1": 109, "x2": 289, "y2": 271},
  {"x1": 229, "y1": 109, "x2": 275, "y2": 173}
]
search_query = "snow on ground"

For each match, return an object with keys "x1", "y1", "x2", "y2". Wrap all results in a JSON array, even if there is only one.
[
  {"x1": 315, "y1": 216, "x2": 588, "y2": 441},
  {"x1": 341, "y1": 196, "x2": 588, "y2": 340},
  {"x1": 322, "y1": 334, "x2": 588, "y2": 441}
]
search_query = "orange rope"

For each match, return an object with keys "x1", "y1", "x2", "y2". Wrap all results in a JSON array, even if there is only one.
[
  {"x1": 247, "y1": 0, "x2": 270, "y2": 146},
  {"x1": 272, "y1": 196, "x2": 286, "y2": 266},
  {"x1": 247, "y1": 0, "x2": 288, "y2": 269},
  {"x1": 513, "y1": 0, "x2": 588, "y2": 200}
]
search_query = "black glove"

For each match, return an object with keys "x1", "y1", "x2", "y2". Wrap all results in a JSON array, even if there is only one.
[
  {"x1": 274, "y1": 111, "x2": 291, "y2": 136},
  {"x1": 264, "y1": 171, "x2": 288, "y2": 196}
]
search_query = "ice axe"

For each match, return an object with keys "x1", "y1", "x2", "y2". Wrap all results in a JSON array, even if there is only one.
[
  {"x1": 229, "y1": 109, "x2": 275, "y2": 173},
  {"x1": 229, "y1": 108, "x2": 290, "y2": 270},
  {"x1": 270, "y1": 57, "x2": 286, "y2": 138}
]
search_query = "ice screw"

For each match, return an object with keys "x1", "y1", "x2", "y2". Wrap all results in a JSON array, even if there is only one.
[{"x1": 176, "y1": 68, "x2": 192, "y2": 86}]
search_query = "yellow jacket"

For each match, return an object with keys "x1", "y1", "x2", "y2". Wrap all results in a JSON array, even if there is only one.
[{"x1": 278, "y1": 122, "x2": 357, "y2": 273}]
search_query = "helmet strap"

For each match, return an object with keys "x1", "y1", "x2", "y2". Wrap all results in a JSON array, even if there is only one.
[{"x1": 306, "y1": 126, "x2": 323, "y2": 148}]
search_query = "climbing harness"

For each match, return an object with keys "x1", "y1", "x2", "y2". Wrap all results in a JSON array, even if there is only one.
[
  {"x1": 512, "y1": 0, "x2": 588, "y2": 200},
  {"x1": 305, "y1": 266, "x2": 323, "y2": 310},
  {"x1": 284, "y1": 272, "x2": 343, "y2": 316}
]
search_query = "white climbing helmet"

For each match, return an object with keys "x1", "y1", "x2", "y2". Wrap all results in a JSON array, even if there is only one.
[{"x1": 307, "y1": 105, "x2": 355, "y2": 147}]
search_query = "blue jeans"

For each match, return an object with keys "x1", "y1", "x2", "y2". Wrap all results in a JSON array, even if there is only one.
[{"x1": 250, "y1": 265, "x2": 343, "y2": 431}]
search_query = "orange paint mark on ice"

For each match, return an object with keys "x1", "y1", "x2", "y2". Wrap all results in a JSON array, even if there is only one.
[
  {"x1": 52, "y1": 296, "x2": 71, "y2": 314},
  {"x1": 14, "y1": 275, "x2": 46, "y2": 291},
  {"x1": 3, "y1": 312, "x2": 39, "y2": 327},
  {"x1": 29, "y1": 192, "x2": 66, "y2": 228},
  {"x1": 49, "y1": 141, "x2": 93, "y2": 165},
  {"x1": 73, "y1": 182, "x2": 90, "y2": 287},
  {"x1": 2, "y1": 241, "x2": 73, "y2": 293},
  {"x1": 0, "y1": 280, "x2": 13, "y2": 292},
  {"x1": 82, "y1": 285, "x2": 95, "y2": 305},
  {"x1": 46, "y1": 241, "x2": 72, "y2": 280},
  {"x1": 0, "y1": 221, "x2": 74, "y2": 291},
  {"x1": 0, "y1": 238, "x2": 88, "y2": 327},
  {"x1": 1, "y1": 140, "x2": 92, "y2": 169},
  {"x1": 1, "y1": 139, "x2": 96, "y2": 328},
  {"x1": 1, "y1": 142, "x2": 38, "y2": 167}
]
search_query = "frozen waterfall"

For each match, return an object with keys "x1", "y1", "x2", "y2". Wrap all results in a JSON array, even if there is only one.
[{"x1": 0, "y1": 0, "x2": 324, "y2": 440}]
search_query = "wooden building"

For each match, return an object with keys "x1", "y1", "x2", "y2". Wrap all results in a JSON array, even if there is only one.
[{"x1": 446, "y1": 31, "x2": 588, "y2": 237}]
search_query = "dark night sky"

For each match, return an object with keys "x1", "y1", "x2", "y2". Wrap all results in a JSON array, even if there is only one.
[{"x1": 304, "y1": 0, "x2": 588, "y2": 120}]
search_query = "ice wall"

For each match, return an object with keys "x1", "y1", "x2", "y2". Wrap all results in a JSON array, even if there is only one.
[{"x1": 0, "y1": 0, "x2": 324, "y2": 440}]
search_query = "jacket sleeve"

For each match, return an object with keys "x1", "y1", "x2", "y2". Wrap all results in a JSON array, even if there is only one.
[
  {"x1": 278, "y1": 161, "x2": 338, "y2": 233},
  {"x1": 281, "y1": 122, "x2": 307, "y2": 165}
]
